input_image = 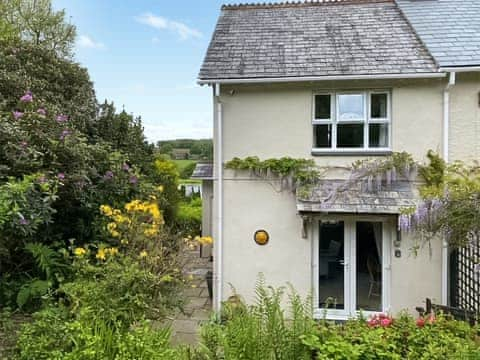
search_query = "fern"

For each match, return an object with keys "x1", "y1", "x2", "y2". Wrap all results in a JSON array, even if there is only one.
[
  {"x1": 25, "y1": 243, "x2": 67, "y2": 281},
  {"x1": 16, "y1": 244, "x2": 68, "y2": 308}
]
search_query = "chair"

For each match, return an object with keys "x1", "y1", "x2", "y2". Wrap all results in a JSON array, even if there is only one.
[{"x1": 367, "y1": 255, "x2": 381, "y2": 298}]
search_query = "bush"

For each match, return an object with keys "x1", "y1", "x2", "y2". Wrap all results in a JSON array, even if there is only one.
[
  {"x1": 176, "y1": 197, "x2": 202, "y2": 236},
  {"x1": 198, "y1": 278, "x2": 316, "y2": 360}
]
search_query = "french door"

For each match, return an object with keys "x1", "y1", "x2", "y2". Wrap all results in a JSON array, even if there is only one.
[{"x1": 313, "y1": 216, "x2": 392, "y2": 320}]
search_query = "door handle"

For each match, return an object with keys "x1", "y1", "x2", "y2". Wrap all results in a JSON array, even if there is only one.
[{"x1": 339, "y1": 260, "x2": 348, "y2": 266}]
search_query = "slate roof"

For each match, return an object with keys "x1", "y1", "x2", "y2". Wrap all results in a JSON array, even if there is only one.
[
  {"x1": 396, "y1": 0, "x2": 480, "y2": 68},
  {"x1": 199, "y1": 0, "x2": 438, "y2": 81},
  {"x1": 297, "y1": 180, "x2": 418, "y2": 214},
  {"x1": 191, "y1": 163, "x2": 214, "y2": 179}
]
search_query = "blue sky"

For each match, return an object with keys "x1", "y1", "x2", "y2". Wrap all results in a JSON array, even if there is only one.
[{"x1": 53, "y1": 0, "x2": 228, "y2": 143}]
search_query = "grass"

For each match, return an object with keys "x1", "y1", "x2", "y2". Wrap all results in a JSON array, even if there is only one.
[{"x1": 172, "y1": 160, "x2": 196, "y2": 172}]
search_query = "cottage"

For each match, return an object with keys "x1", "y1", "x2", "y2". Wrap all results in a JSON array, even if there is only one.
[{"x1": 197, "y1": 0, "x2": 480, "y2": 319}]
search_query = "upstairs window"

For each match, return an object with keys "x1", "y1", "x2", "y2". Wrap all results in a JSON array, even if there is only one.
[{"x1": 313, "y1": 91, "x2": 390, "y2": 151}]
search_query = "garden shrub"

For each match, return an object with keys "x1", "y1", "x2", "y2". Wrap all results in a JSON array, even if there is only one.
[
  {"x1": 177, "y1": 197, "x2": 202, "y2": 236},
  {"x1": 198, "y1": 278, "x2": 316, "y2": 360}
]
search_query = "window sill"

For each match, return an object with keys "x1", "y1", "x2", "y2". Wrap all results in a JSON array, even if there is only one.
[{"x1": 311, "y1": 149, "x2": 392, "y2": 156}]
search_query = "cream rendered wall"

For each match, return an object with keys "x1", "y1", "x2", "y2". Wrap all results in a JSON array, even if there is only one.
[
  {"x1": 213, "y1": 78, "x2": 449, "y2": 313},
  {"x1": 449, "y1": 72, "x2": 480, "y2": 162}
]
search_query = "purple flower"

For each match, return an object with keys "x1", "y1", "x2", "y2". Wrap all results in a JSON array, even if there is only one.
[
  {"x1": 59, "y1": 129, "x2": 71, "y2": 140},
  {"x1": 20, "y1": 91, "x2": 33, "y2": 103},
  {"x1": 13, "y1": 111, "x2": 23, "y2": 120},
  {"x1": 37, "y1": 175, "x2": 47, "y2": 184},
  {"x1": 56, "y1": 114, "x2": 69, "y2": 123},
  {"x1": 19, "y1": 218, "x2": 29, "y2": 225},
  {"x1": 122, "y1": 163, "x2": 130, "y2": 171},
  {"x1": 398, "y1": 214, "x2": 411, "y2": 232},
  {"x1": 57, "y1": 173, "x2": 65, "y2": 181},
  {"x1": 129, "y1": 175, "x2": 138, "y2": 184},
  {"x1": 103, "y1": 171, "x2": 114, "y2": 180},
  {"x1": 20, "y1": 141, "x2": 28, "y2": 148},
  {"x1": 37, "y1": 108, "x2": 47, "y2": 116}
]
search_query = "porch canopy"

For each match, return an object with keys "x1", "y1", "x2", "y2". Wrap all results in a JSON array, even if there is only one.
[{"x1": 296, "y1": 180, "x2": 418, "y2": 215}]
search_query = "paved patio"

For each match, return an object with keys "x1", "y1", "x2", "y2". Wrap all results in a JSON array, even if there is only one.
[{"x1": 169, "y1": 244, "x2": 213, "y2": 345}]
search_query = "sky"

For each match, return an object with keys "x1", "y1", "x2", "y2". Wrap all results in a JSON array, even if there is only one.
[{"x1": 52, "y1": 0, "x2": 229, "y2": 143}]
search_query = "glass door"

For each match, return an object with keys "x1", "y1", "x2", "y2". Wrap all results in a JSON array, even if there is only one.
[
  {"x1": 315, "y1": 217, "x2": 391, "y2": 319},
  {"x1": 316, "y1": 220, "x2": 351, "y2": 319}
]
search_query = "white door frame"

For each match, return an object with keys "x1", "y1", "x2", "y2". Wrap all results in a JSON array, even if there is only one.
[{"x1": 312, "y1": 214, "x2": 393, "y2": 320}]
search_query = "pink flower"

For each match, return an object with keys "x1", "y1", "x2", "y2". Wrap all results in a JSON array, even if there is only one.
[
  {"x1": 416, "y1": 317, "x2": 425, "y2": 327},
  {"x1": 57, "y1": 173, "x2": 65, "y2": 181},
  {"x1": 122, "y1": 163, "x2": 130, "y2": 171},
  {"x1": 20, "y1": 141, "x2": 28, "y2": 148},
  {"x1": 129, "y1": 175, "x2": 138, "y2": 184},
  {"x1": 367, "y1": 318, "x2": 378, "y2": 327},
  {"x1": 37, "y1": 108, "x2": 47, "y2": 116},
  {"x1": 380, "y1": 318, "x2": 392, "y2": 327},
  {"x1": 103, "y1": 171, "x2": 114, "y2": 180},
  {"x1": 13, "y1": 111, "x2": 23, "y2": 120},
  {"x1": 56, "y1": 114, "x2": 69, "y2": 123},
  {"x1": 59, "y1": 129, "x2": 71, "y2": 140},
  {"x1": 20, "y1": 91, "x2": 33, "y2": 102}
]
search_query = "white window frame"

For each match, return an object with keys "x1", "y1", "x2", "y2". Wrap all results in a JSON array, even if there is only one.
[
  {"x1": 311, "y1": 214, "x2": 393, "y2": 320},
  {"x1": 312, "y1": 90, "x2": 392, "y2": 153}
]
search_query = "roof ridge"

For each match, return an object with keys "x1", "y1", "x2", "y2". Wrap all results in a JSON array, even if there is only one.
[{"x1": 222, "y1": 0, "x2": 392, "y2": 10}]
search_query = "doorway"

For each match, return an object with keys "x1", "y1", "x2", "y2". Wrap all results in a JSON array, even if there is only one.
[{"x1": 313, "y1": 216, "x2": 392, "y2": 319}]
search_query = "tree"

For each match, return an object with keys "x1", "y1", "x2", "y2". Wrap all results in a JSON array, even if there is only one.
[
  {"x1": 2, "y1": 0, "x2": 76, "y2": 58},
  {"x1": 95, "y1": 101, "x2": 155, "y2": 175},
  {"x1": 0, "y1": 40, "x2": 97, "y2": 136}
]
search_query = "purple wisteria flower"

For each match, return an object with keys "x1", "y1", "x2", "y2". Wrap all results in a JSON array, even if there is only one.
[
  {"x1": 13, "y1": 111, "x2": 23, "y2": 120},
  {"x1": 57, "y1": 173, "x2": 65, "y2": 181},
  {"x1": 129, "y1": 175, "x2": 138, "y2": 184},
  {"x1": 37, "y1": 108, "x2": 47, "y2": 116},
  {"x1": 103, "y1": 170, "x2": 114, "y2": 180},
  {"x1": 56, "y1": 114, "x2": 69, "y2": 123},
  {"x1": 59, "y1": 129, "x2": 71, "y2": 140},
  {"x1": 398, "y1": 214, "x2": 411, "y2": 232},
  {"x1": 20, "y1": 91, "x2": 33, "y2": 103}
]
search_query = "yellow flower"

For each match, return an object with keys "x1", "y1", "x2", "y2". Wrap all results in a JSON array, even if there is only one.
[
  {"x1": 121, "y1": 238, "x2": 129, "y2": 245},
  {"x1": 100, "y1": 205, "x2": 113, "y2": 217},
  {"x1": 202, "y1": 236, "x2": 214, "y2": 245},
  {"x1": 96, "y1": 249, "x2": 106, "y2": 261},
  {"x1": 110, "y1": 230, "x2": 120, "y2": 238},
  {"x1": 144, "y1": 227, "x2": 159, "y2": 237},
  {"x1": 157, "y1": 185, "x2": 164, "y2": 193},
  {"x1": 107, "y1": 222, "x2": 117, "y2": 232},
  {"x1": 106, "y1": 247, "x2": 119, "y2": 256},
  {"x1": 139, "y1": 250, "x2": 148, "y2": 258},
  {"x1": 74, "y1": 247, "x2": 86, "y2": 257},
  {"x1": 113, "y1": 209, "x2": 122, "y2": 216}
]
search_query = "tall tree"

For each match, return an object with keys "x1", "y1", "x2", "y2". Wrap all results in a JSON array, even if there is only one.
[{"x1": 2, "y1": 0, "x2": 76, "y2": 58}]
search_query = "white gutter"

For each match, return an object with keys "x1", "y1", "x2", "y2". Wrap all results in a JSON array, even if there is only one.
[
  {"x1": 198, "y1": 72, "x2": 446, "y2": 85},
  {"x1": 214, "y1": 83, "x2": 223, "y2": 312},
  {"x1": 442, "y1": 71, "x2": 455, "y2": 306},
  {"x1": 440, "y1": 66, "x2": 480, "y2": 73}
]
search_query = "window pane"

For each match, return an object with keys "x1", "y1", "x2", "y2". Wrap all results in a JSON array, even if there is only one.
[
  {"x1": 338, "y1": 94, "x2": 365, "y2": 121},
  {"x1": 337, "y1": 124, "x2": 364, "y2": 148},
  {"x1": 371, "y1": 93, "x2": 388, "y2": 119},
  {"x1": 369, "y1": 124, "x2": 389, "y2": 148},
  {"x1": 315, "y1": 95, "x2": 331, "y2": 119},
  {"x1": 314, "y1": 124, "x2": 331, "y2": 148}
]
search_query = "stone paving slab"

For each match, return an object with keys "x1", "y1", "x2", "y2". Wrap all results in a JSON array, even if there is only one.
[{"x1": 169, "y1": 244, "x2": 213, "y2": 345}]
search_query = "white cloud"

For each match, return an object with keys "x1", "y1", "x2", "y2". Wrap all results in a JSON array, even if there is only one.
[
  {"x1": 77, "y1": 35, "x2": 105, "y2": 49},
  {"x1": 144, "y1": 118, "x2": 212, "y2": 142},
  {"x1": 135, "y1": 13, "x2": 202, "y2": 40}
]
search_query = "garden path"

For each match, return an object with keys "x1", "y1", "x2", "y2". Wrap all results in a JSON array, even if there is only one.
[{"x1": 167, "y1": 244, "x2": 213, "y2": 345}]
